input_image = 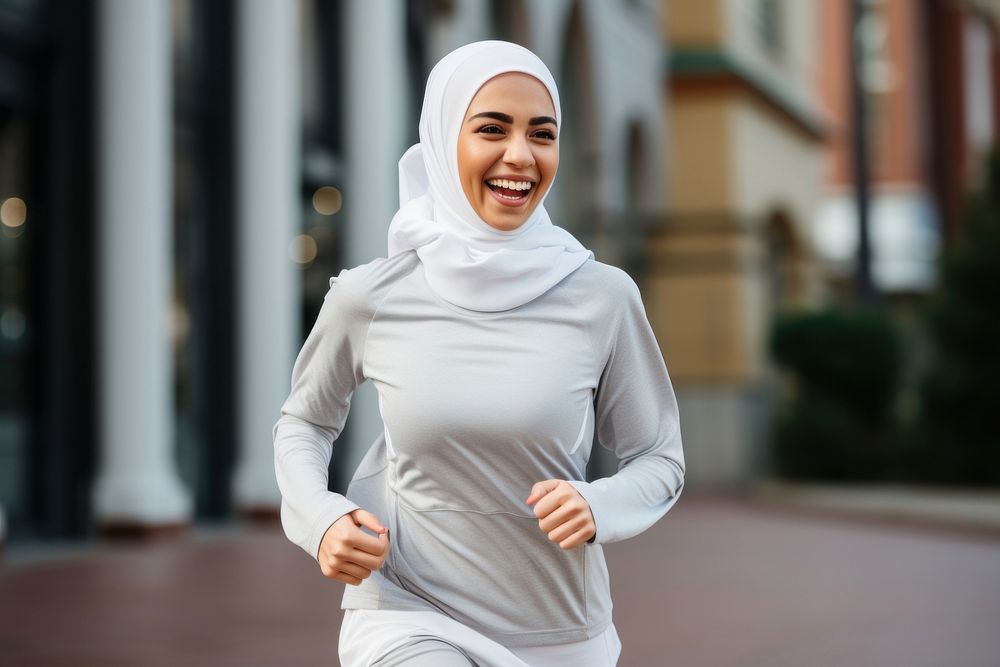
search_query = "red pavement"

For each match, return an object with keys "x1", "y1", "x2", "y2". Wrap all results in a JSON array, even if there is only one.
[{"x1": 2, "y1": 494, "x2": 999, "y2": 666}]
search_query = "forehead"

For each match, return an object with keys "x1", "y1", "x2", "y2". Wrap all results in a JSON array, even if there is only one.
[{"x1": 464, "y1": 72, "x2": 556, "y2": 119}]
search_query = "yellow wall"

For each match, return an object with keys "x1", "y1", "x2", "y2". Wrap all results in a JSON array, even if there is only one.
[
  {"x1": 668, "y1": 94, "x2": 733, "y2": 213},
  {"x1": 645, "y1": 229, "x2": 760, "y2": 384},
  {"x1": 661, "y1": 76, "x2": 825, "y2": 386},
  {"x1": 666, "y1": 0, "x2": 723, "y2": 46}
]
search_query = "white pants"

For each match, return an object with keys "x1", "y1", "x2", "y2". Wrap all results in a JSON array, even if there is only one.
[{"x1": 339, "y1": 608, "x2": 621, "y2": 667}]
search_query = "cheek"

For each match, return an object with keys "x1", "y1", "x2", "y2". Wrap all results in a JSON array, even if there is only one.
[
  {"x1": 456, "y1": 145, "x2": 482, "y2": 205},
  {"x1": 538, "y1": 148, "x2": 559, "y2": 187},
  {"x1": 547, "y1": 151, "x2": 559, "y2": 180},
  {"x1": 456, "y1": 142, "x2": 471, "y2": 185},
  {"x1": 458, "y1": 143, "x2": 491, "y2": 188}
]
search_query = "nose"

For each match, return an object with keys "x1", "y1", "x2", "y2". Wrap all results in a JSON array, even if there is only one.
[{"x1": 503, "y1": 134, "x2": 535, "y2": 169}]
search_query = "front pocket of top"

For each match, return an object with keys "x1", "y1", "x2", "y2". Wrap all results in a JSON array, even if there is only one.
[{"x1": 388, "y1": 503, "x2": 588, "y2": 637}]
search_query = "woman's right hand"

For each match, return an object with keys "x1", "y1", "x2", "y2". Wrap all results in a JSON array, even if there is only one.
[{"x1": 317, "y1": 508, "x2": 390, "y2": 585}]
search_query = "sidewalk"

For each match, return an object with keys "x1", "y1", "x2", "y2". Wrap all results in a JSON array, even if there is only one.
[
  {"x1": 748, "y1": 479, "x2": 1000, "y2": 537},
  {"x1": 2, "y1": 491, "x2": 999, "y2": 666}
]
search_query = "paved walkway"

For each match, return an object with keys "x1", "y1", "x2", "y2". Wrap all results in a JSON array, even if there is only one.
[
  {"x1": 2, "y1": 493, "x2": 1000, "y2": 666},
  {"x1": 749, "y1": 480, "x2": 1000, "y2": 536}
]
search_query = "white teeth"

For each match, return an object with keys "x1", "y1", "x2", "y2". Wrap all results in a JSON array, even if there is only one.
[{"x1": 487, "y1": 178, "x2": 533, "y2": 192}]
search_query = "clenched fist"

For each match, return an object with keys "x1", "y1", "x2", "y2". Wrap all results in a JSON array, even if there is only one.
[
  {"x1": 526, "y1": 479, "x2": 596, "y2": 550},
  {"x1": 317, "y1": 508, "x2": 390, "y2": 585}
]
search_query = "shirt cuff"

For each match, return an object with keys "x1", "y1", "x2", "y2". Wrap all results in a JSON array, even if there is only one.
[
  {"x1": 307, "y1": 493, "x2": 360, "y2": 561},
  {"x1": 568, "y1": 479, "x2": 608, "y2": 545}
]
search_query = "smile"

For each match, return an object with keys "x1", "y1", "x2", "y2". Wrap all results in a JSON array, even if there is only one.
[{"x1": 485, "y1": 178, "x2": 534, "y2": 207}]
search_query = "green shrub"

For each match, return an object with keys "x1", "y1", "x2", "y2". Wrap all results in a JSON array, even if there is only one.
[
  {"x1": 914, "y1": 148, "x2": 1000, "y2": 485},
  {"x1": 769, "y1": 308, "x2": 903, "y2": 480}
]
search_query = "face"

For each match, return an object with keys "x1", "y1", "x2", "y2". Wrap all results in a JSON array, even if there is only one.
[{"x1": 456, "y1": 72, "x2": 559, "y2": 232}]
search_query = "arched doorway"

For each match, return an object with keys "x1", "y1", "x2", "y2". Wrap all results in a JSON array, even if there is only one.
[{"x1": 762, "y1": 209, "x2": 806, "y2": 313}]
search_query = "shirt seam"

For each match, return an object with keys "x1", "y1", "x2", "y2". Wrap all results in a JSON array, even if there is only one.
[
  {"x1": 350, "y1": 462, "x2": 388, "y2": 484},
  {"x1": 397, "y1": 498, "x2": 536, "y2": 519},
  {"x1": 484, "y1": 624, "x2": 591, "y2": 637},
  {"x1": 360, "y1": 258, "x2": 414, "y2": 379},
  {"x1": 566, "y1": 274, "x2": 603, "y2": 386},
  {"x1": 600, "y1": 284, "x2": 628, "y2": 382}
]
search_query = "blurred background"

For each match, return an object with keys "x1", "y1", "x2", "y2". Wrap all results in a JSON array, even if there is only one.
[
  {"x1": 3, "y1": 0, "x2": 998, "y2": 544},
  {"x1": 1, "y1": 0, "x2": 1000, "y2": 663}
]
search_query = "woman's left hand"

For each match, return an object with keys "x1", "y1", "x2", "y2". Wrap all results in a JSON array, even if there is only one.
[{"x1": 526, "y1": 480, "x2": 596, "y2": 550}]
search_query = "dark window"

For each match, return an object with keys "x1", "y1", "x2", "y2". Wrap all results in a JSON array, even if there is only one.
[{"x1": 756, "y1": 0, "x2": 783, "y2": 58}]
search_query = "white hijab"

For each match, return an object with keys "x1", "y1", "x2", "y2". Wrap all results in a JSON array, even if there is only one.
[{"x1": 386, "y1": 40, "x2": 593, "y2": 312}]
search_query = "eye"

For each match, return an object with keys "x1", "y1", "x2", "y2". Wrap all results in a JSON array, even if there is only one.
[
  {"x1": 533, "y1": 129, "x2": 556, "y2": 140},
  {"x1": 476, "y1": 124, "x2": 504, "y2": 135}
]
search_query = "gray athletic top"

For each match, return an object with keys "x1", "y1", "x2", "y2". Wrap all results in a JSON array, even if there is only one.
[{"x1": 273, "y1": 249, "x2": 685, "y2": 647}]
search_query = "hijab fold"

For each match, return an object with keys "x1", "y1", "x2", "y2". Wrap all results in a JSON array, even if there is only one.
[{"x1": 386, "y1": 40, "x2": 593, "y2": 313}]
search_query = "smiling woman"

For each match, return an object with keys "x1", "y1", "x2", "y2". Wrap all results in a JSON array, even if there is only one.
[
  {"x1": 457, "y1": 72, "x2": 559, "y2": 231},
  {"x1": 382, "y1": 42, "x2": 593, "y2": 314},
  {"x1": 273, "y1": 40, "x2": 685, "y2": 667}
]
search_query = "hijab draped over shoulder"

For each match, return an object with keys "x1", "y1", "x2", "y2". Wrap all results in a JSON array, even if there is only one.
[{"x1": 386, "y1": 40, "x2": 593, "y2": 313}]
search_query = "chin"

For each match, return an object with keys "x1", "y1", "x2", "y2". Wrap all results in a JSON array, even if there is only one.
[
  {"x1": 479, "y1": 199, "x2": 537, "y2": 232},
  {"x1": 484, "y1": 216, "x2": 528, "y2": 231}
]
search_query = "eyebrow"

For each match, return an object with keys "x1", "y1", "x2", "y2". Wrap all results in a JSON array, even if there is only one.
[{"x1": 466, "y1": 111, "x2": 558, "y2": 127}]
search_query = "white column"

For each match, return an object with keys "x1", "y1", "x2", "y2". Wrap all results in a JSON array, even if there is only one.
[
  {"x1": 92, "y1": 0, "x2": 191, "y2": 526},
  {"x1": 345, "y1": 0, "x2": 408, "y2": 267},
  {"x1": 340, "y1": 1, "x2": 409, "y2": 481},
  {"x1": 232, "y1": 0, "x2": 301, "y2": 511},
  {"x1": 427, "y1": 0, "x2": 490, "y2": 61}
]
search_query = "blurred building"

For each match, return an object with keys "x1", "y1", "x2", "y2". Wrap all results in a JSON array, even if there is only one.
[
  {"x1": 652, "y1": 0, "x2": 828, "y2": 487},
  {"x1": 0, "y1": 0, "x2": 667, "y2": 548},
  {"x1": 649, "y1": 0, "x2": 1000, "y2": 488},
  {"x1": 813, "y1": 0, "x2": 1000, "y2": 299}
]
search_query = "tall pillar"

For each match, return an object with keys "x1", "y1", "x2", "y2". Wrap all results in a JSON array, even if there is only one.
[
  {"x1": 644, "y1": 222, "x2": 767, "y2": 488},
  {"x1": 339, "y1": 1, "x2": 409, "y2": 486},
  {"x1": 92, "y1": 0, "x2": 191, "y2": 528},
  {"x1": 232, "y1": 0, "x2": 301, "y2": 512}
]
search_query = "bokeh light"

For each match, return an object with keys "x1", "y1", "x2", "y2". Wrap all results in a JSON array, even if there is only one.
[
  {"x1": 311, "y1": 186, "x2": 342, "y2": 215},
  {"x1": 289, "y1": 234, "x2": 318, "y2": 265},
  {"x1": 1, "y1": 197, "x2": 26, "y2": 228}
]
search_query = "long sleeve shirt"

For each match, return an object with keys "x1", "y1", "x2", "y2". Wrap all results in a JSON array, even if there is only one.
[{"x1": 273, "y1": 249, "x2": 685, "y2": 647}]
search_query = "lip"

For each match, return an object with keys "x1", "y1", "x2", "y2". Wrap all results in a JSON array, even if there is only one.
[
  {"x1": 483, "y1": 173, "x2": 536, "y2": 209},
  {"x1": 486, "y1": 183, "x2": 531, "y2": 208}
]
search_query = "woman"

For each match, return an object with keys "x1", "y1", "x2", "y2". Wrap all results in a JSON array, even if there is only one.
[{"x1": 273, "y1": 41, "x2": 685, "y2": 666}]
